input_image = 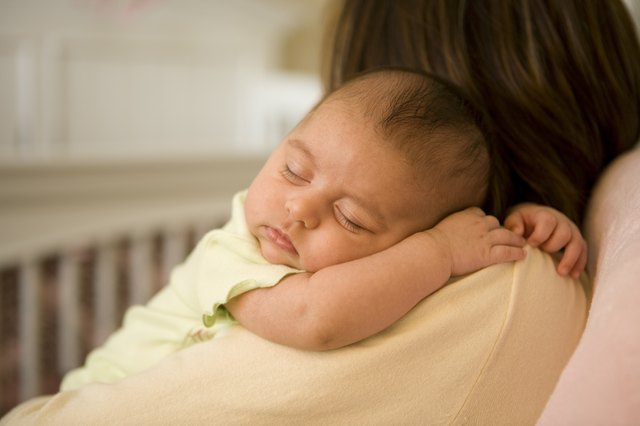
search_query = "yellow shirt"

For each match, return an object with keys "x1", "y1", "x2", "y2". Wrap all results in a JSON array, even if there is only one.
[{"x1": 61, "y1": 191, "x2": 300, "y2": 390}]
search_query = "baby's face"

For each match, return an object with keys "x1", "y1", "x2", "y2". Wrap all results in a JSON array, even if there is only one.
[{"x1": 244, "y1": 99, "x2": 439, "y2": 272}]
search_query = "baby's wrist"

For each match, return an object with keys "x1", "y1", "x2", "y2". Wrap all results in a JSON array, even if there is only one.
[{"x1": 414, "y1": 229, "x2": 454, "y2": 279}]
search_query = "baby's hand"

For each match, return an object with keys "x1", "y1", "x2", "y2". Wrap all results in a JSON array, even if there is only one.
[
  {"x1": 428, "y1": 207, "x2": 526, "y2": 277},
  {"x1": 504, "y1": 203, "x2": 587, "y2": 278}
]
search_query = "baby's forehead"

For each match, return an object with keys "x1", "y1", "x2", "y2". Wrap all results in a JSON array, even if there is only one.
[{"x1": 303, "y1": 94, "x2": 449, "y2": 174}]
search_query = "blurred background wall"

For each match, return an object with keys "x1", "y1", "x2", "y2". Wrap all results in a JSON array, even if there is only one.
[{"x1": 0, "y1": 0, "x2": 330, "y2": 161}]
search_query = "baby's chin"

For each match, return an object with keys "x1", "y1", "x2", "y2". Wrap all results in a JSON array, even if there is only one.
[
  {"x1": 256, "y1": 238, "x2": 329, "y2": 272},
  {"x1": 260, "y1": 245, "x2": 304, "y2": 271},
  {"x1": 293, "y1": 258, "x2": 322, "y2": 273}
]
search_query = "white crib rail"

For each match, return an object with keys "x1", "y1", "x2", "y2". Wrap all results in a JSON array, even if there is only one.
[{"x1": 0, "y1": 156, "x2": 264, "y2": 414}]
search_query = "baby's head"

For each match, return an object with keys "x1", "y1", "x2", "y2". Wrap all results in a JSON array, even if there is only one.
[
  {"x1": 323, "y1": 68, "x2": 489, "y2": 220},
  {"x1": 245, "y1": 68, "x2": 489, "y2": 272}
]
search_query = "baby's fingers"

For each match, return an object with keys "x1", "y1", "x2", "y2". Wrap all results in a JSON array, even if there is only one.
[
  {"x1": 489, "y1": 228, "x2": 526, "y2": 262},
  {"x1": 490, "y1": 245, "x2": 527, "y2": 263},
  {"x1": 556, "y1": 235, "x2": 588, "y2": 278},
  {"x1": 526, "y1": 213, "x2": 557, "y2": 247},
  {"x1": 570, "y1": 247, "x2": 588, "y2": 279},
  {"x1": 491, "y1": 227, "x2": 526, "y2": 247},
  {"x1": 503, "y1": 212, "x2": 525, "y2": 236},
  {"x1": 538, "y1": 223, "x2": 573, "y2": 253}
]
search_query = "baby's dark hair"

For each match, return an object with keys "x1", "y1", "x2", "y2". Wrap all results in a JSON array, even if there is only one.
[{"x1": 326, "y1": 68, "x2": 489, "y2": 219}]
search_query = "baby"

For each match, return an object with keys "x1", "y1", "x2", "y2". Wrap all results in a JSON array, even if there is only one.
[{"x1": 61, "y1": 69, "x2": 585, "y2": 389}]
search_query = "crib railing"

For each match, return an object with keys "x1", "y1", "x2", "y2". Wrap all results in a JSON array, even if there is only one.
[{"x1": 0, "y1": 156, "x2": 264, "y2": 416}]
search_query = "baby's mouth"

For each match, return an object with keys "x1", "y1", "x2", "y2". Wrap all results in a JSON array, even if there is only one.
[{"x1": 265, "y1": 226, "x2": 298, "y2": 255}]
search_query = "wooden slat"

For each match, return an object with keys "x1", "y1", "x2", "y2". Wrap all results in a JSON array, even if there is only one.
[
  {"x1": 57, "y1": 249, "x2": 80, "y2": 374},
  {"x1": 18, "y1": 260, "x2": 40, "y2": 400},
  {"x1": 129, "y1": 235, "x2": 153, "y2": 305},
  {"x1": 93, "y1": 243, "x2": 117, "y2": 347}
]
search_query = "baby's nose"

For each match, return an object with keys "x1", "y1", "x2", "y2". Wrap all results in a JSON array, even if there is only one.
[{"x1": 285, "y1": 197, "x2": 320, "y2": 229}]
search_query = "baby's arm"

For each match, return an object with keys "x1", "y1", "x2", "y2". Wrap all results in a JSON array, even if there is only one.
[
  {"x1": 504, "y1": 203, "x2": 587, "y2": 278},
  {"x1": 226, "y1": 208, "x2": 525, "y2": 351}
]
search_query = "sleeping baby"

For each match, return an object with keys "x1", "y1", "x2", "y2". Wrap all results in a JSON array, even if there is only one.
[{"x1": 60, "y1": 68, "x2": 586, "y2": 388}]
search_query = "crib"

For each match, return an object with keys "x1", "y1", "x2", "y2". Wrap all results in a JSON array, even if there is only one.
[{"x1": 0, "y1": 156, "x2": 264, "y2": 415}]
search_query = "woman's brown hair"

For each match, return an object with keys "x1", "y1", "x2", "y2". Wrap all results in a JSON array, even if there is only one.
[{"x1": 324, "y1": 0, "x2": 640, "y2": 225}]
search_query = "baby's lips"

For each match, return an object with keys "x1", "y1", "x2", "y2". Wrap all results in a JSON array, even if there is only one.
[{"x1": 266, "y1": 226, "x2": 298, "y2": 254}]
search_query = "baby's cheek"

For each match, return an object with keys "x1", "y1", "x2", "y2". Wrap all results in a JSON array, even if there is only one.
[
  {"x1": 307, "y1": 246, "x2": 360, "y2": 272},
  {"x1": 300, "y1": 246, "x2": 342, "y2": 273}
]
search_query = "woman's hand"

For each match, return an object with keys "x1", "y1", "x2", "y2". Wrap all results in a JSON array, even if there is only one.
[{"x1": 504, "y1": 203, "x2": 587, "y2": 278}]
